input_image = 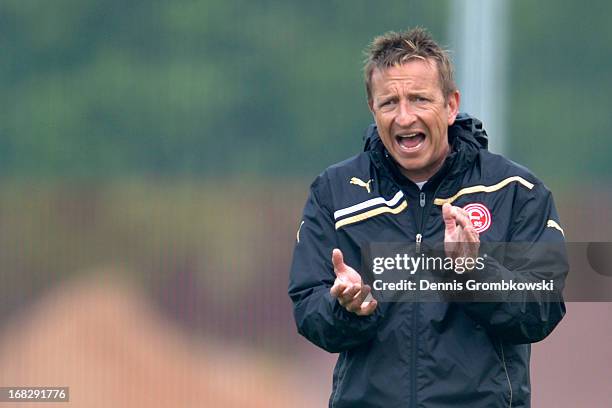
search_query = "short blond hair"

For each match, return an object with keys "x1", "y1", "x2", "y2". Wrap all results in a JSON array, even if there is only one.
[{"x1": 364, "y1": 27, "x2": 456, "y2": 102}]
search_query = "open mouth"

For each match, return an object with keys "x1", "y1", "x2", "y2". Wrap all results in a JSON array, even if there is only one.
[{"x1": 395, "y1": 132, "x2": 425, "y2": 151}]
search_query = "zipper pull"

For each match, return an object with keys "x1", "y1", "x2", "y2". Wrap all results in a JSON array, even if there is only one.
[
  {"x1": 419, "y1": 192, "x2": 426, "y2": 208},
  {"x1": 415, "y1": 233, "x2": 422, "y2": 253}
]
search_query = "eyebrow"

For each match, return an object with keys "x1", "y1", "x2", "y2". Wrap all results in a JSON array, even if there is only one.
[{"x1": 376, "y1": 90, "x2": 433, "y2": 101}]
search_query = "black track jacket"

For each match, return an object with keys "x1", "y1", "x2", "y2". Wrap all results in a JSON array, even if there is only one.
[{"x1": 289, "y1": 114, "x2": 567, "y2": 407}]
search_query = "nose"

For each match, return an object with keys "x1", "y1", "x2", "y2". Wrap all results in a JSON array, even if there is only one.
[{"x1": 395, "y1": 100, "x2": 417, "y2": 127}]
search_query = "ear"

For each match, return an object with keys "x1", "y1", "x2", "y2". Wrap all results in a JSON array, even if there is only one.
[
  {"x1": 368, "y1": 98, "x2": 375, "y2": 116},
  {"x1": 446, "y1": 90, "x2": 460, "y2": 126}
]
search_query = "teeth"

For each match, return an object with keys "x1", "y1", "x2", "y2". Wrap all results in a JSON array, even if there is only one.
[{"x1": 398, "y1": 133, "x2": 418, "y2": 138}]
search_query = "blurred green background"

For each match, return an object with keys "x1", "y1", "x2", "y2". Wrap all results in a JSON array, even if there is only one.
[
  {"x1": 3, "y1": 0, "x2": 610, "y2": 182},
  {"x1": 0, "y1": 1, "x2": 611, "y2": 407}
]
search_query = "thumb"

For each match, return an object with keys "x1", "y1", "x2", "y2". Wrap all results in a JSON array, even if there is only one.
[
  {"x1": 332, "y1": 248, "x2": 346, "y2": 275},
  {"x1": 442, "y1": 203, "x2": 457, "y2": 234}
]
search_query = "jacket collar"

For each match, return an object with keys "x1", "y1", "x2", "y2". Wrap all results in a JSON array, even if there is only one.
[{"x1": 364, "y1": 113, "x2": 488, "y2": 187}]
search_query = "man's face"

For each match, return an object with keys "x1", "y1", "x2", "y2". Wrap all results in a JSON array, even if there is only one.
[{"x1": 368, "y1": 58, "x2": 459, "y2": 182}]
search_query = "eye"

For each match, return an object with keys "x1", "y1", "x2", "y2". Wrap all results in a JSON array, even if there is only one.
[{"x1": 379, "y1": 99, "x2": 396, "y2": 109}]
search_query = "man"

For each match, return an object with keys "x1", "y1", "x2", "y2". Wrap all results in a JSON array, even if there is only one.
[{"x1": 289, "y1": 27, "x2": 566, "y2": 407}]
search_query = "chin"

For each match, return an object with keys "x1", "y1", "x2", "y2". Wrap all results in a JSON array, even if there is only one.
[
  {"x1": 396, "y1": 157, "x2": 424, "y2": 171},
  {"x1": 397, "y1": 162, "x2": 421, "y2": 174}
]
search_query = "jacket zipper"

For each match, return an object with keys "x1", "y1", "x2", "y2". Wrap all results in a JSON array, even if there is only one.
[
  {"x1": 415, "y1": 192, "x2": 426, "y2": 253},
  {"x1": 411, "y1": 191, "x2": 426, "y2": 407},
  {"x1": 415, "y1": 233, "x2": 422, "y2": 253},
  {"x1": 412, "y1": 183, "x2": 445, "y2": 407}
]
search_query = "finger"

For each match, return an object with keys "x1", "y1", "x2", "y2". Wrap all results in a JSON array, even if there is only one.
[
  {"x1": 332, "y1": 248, "x2": 346, "y2": 275},
  {"x1": 454, "y1": 208, "x2": 472, "y2": 230},
  {"x1": 442, "y1": 203, "x2": 456, "y2": 234},
  {"x1": 345, "y1": 285, "x2": 372, "y2": 312},
  {"x1": 338, "y1": 290, "x2": 358, "y2": 308},
  {"x1": 353, "y1": 284, "x2": 372, "y2": 306},
  {"x1": 464, "y1": 226, "x2": 480, "y2": 242},
  {"x1": 337, "y1": 282, "x2": 360, "y2": 305},
  {"x1": 345, "y1": 298, "x2": 363, "y2": 313},
  {"x1": 356, "y1": 299, "x2": 378, "y2": 316},
  {"x1": 341, "y1": 283, "x2": 361, "y2": 299},
  {"x1": 468, "y1": 231, "x2": 480, "y2": 246},
  {"x1": 458, "y1": 224, "x2": 478, "y2": 242},
  {"x1": 330, "y1": 280, "x2": 348, "y2": 298},
  {"x1": 456, "y1": 207, "x2": 470, "y2": 218},
  {"x1": 456, "y1": 209, "x2": 475, "y2": 233}
]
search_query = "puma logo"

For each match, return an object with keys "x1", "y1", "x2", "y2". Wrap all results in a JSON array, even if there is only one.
[{"x1": 350, "y1": 177, "x2": 373, "y2": 194}]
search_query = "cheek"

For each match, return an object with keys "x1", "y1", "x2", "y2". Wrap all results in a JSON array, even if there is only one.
[
  {"x1": 377, "y1": 115, "x2": 394, "y2": 136},
  {"x1": 378, "y1": 112, "x2": 393, "y2": 124}
]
